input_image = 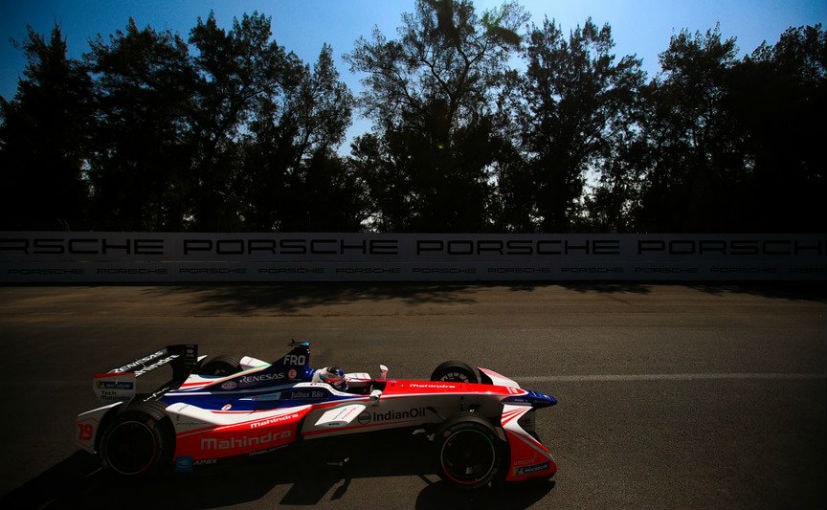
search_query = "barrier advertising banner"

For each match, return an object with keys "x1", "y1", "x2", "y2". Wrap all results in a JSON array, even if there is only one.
[{"x1": 1, "y1": 232, "x2": 825, "y2": 283}]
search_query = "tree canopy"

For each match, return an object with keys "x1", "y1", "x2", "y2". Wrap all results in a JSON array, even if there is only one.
[{"x1": 1, "y1": 2, "x2": 824, "y2": 232}]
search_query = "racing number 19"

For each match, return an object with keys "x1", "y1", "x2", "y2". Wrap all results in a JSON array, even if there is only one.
[{"x1": 78, "y1": 423, "x2": 94, "y2": 441}]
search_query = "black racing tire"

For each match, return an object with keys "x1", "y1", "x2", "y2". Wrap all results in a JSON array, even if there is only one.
[
  {"x1": 99, "y1": 401, "x2": 174, "y2": 477},
  {"x1": 436, "y1": 414, "x2": 505, "y2": 490},
  {"x1": 197, "y1": 355, "x2": 243, "y2": 376},
  {"x1": 430, "y1": 360, "x2": 479, "y2": 383}
]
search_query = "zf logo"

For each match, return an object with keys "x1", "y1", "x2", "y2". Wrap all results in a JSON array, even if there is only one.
[{"x1": 284, "y1": 354, "x2": 306, "y2": 366}]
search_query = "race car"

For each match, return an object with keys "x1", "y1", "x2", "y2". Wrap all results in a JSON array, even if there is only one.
[{"x1": 76, "y1": 341, "x2": 558, "y2": 489}]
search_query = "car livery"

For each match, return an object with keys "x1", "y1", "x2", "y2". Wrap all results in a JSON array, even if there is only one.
[{"x1": 76, "y1": 342, "x2": 558, "y2": 489}]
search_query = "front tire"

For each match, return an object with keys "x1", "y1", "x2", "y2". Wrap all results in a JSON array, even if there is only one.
[
  {"x1": 437, "y1": 415, "x2": 504, "y2": 490},
  {"x1": 99, "y1": 401, "x2": 173, "y2": 477},
  {"x1": 430, "y1": 360, "x2": 479, "y2": 383}
]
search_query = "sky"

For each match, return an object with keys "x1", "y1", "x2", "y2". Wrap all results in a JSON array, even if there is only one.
[{"x1": 1, "y1": 0, "x2": 825, "y2": 136}]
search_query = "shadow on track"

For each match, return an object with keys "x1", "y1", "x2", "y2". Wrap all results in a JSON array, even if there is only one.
[
  {"x1": 142, "y1": 282, "x2": 827, "y2": 316},
  {"x1": 1, "y1": 432, "x2": 553, "y2": 510},
  {"x1": 559, "y1": 281, "x2": 827, "y2": 301},
  {"x1": 143, "y1": 283, "x2": 482, "y2": 314}
]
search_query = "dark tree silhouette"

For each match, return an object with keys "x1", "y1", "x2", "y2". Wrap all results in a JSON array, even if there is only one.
[
  {"x1": 0, "y1": 26, "x2": 92, "y2": 230},
  {"x1": 347, "y1": 0, "x2": 527, "y2": 231},
  {"x1": 1, "y1": 3, "x2": 823, "y2": 234}
]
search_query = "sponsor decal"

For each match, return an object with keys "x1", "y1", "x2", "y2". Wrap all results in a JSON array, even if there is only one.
[
  {"x1": 288, "y1": 369, "x2": 297, "y2": 379},
  {"x1": 221, "y1": 381, "x2": 238, "y2": 390},
  {"x1": 258, "y1": 267, "x2": 325, "y2": 274},
  {"x1": 357, "y1": 407, "x2": 427, "y2": 425},
  {"x1": 4, "y1": 234, "x2": 825, "y2": 260},
  {"x1": 133, "y1": 354, "x2": 179, "y2": 376},
  {"x1": 174, "y1": 456, "x2": 218, "y2": 471},
  {"x1": 561, "y1": 266, "x2": 624, "y2": 273},
  {"x1": 251, "y1": 392, "x2": 282, "y2": 401},
  {"x1": 415, "y1": 239, "x2": 621, "y2": 256},
  {"x1": 182, "y1": 238, "x2": 399, "y2": 256},
  {"x1": 93, "y1": 373, "x2": 137, "y2": 401},
  {"x1": 407, "y1": 382, "x2": 456, "y2": 390},
  {"x1": 0, "y1": 237, "x2": 164, "y2": 255},
  {"x1": 412, "y1": 267, "x2": 476, "y2": 274},
  {"x1": 335, "y1": 267, "x2": 400, "y2": 274},
  {"x1": 200, "y1": 430, "x2": 292, "y2": 451},
  {"x1": 637, "y1": 238, "x2": 827, "y2": 256},
  {"x1": 249, "y1": 412, "x2": 299, "y2": 429},
  {"x1": 95, "y1": 380, "x2": 134, "y2": 390},
  {"x1": 634, "y1": 266, "x2": 699, "y2": 274},
  {"x1": 238, "y1": 372, "x2": 285, "y2": 385},
  {"x1": 113, "y1": 350, "x2": 176, "y2": 373},
  {"x1": 488, "y1": 267, "x2": 552, "y2": 274},
  {"x1": 288, "y1": 389, "x2": 328, "y2": 399},
  {"x1": 175, "y1": 456, "x2": 193, "y2": 473},
  {"x1": 515, "y1": 461, "x2": 550, "y2": 476},
  {"x1": 5, "y1": 233, "x2": 825, "y2": 284},
  {"x1": 96, "y1": 267, "x2": 167, "y2": 274},
  {"x1": 179, "y1": 267, "x2": 246, "y2": 274},
  {"x1": 7, "y1": 268, "x2": 83, "y2": 275}
]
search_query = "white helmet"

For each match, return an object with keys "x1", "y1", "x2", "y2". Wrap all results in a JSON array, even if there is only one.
[{"x1": 314, "y1": 366, "x2": 347, "y2": 391}]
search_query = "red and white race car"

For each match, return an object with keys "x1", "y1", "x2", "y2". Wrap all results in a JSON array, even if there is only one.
[{"x1": 76, "y1": 341, "x2": 558, "y2": 489}]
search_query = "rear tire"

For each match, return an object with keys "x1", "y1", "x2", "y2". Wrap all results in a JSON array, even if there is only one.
[
  {"x1": 436, "y1": 415, "x2": 505, "y2": 490},
  {"x1": 197, "y1": 355, "x2": 242, "y2": 376},
  {"x1": 99, "y1": 401, "x2": 173, "y2": 477},
  {"x1": 430, "y1": 360, "x2": 478, "y2": 383}
]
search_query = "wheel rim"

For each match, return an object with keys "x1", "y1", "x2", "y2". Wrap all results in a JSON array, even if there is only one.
[
  {"x1": 439, "y1": 370, "x2": 471, "y2": 382},
  {"x1": 104, "y1": 420, "x2": 159, "y2": 476},
  {"x1": 440, "y1": 428, "x2": 497, "y2": 486}
]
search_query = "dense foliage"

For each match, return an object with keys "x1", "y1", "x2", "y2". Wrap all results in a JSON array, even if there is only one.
[{"x1": 1, "y1": 1, "x2": 824, "y2": 232}]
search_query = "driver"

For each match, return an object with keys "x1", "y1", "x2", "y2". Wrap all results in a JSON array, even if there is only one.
[{"x1": 312, "y1": 366, "x2": 348, "y2": 391}]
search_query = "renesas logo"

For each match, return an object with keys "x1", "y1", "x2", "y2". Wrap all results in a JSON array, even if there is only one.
[
  {"x1": 238, "y1": 372, "x2": 285, "y2": 386},
  {"x1": 357, "y1": 407, "x2": 427, "y2": 425}
]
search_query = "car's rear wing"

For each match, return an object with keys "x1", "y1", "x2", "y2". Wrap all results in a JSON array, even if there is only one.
[{"x1": 93, "y1": 344, "x2": 199, "y2": 402}]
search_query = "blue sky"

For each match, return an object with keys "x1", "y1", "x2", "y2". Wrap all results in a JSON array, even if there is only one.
[{"x1": 1, "y1": 0, "x2": 825, "y2": 126}]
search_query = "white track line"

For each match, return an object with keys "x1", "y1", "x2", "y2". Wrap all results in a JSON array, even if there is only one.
[{"x1": 515, "y1": 373, "x2": 826, "y2": 383}]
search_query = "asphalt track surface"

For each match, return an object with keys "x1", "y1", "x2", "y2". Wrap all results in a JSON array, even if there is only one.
[{"x1": 0, "y1": 283, "x2": 825, "y2": 510}]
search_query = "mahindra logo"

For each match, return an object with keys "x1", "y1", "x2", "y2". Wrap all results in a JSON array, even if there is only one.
[{"x1": 200, "y1": 430, "x2": 292, "y2": 451}]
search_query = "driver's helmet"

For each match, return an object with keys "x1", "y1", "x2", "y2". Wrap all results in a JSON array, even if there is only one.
[{"x1": 313, "y1": 366, "x2": 348, "y2": 391}]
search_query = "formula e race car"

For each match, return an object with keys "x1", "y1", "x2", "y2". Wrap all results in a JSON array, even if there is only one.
[{"x1": 76, "y1": 341, "x2": 558, "y2": 489}]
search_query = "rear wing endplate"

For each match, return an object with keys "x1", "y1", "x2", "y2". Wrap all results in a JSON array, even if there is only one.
[{"x1": 93, "y1": 344, "x2": 198, "y2": 402}]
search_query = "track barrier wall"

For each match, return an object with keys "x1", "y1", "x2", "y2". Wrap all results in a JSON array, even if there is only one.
[{"x1": 1, "y1": 232, "x2": 826, "y2": 283}]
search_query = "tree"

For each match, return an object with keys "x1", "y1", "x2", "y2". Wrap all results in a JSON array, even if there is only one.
[
  {"x1": 0, "y1": 25, "x2": 92, "y2": 230},
  {"x1": 520, "y1": 18, "x2": 645, "y2": 232},
  {"x1": 85, "y1": 19, "x2": 196, "y2": 230},
  {"x1": 347, "y1": 0, "x2": 527, "y2": 231},
  {"x1": 637, "y1": 25, "x2": 741, "y2": 232},
  {"x1": 187, "y1": 12, "x2": 303, "y2": 230},
  {"x1": 727, "y1": 24, "x2": 826, "y2": 231},
  {"x1": 238, "y1": 44, "x2": 361, "y2": 230}
]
